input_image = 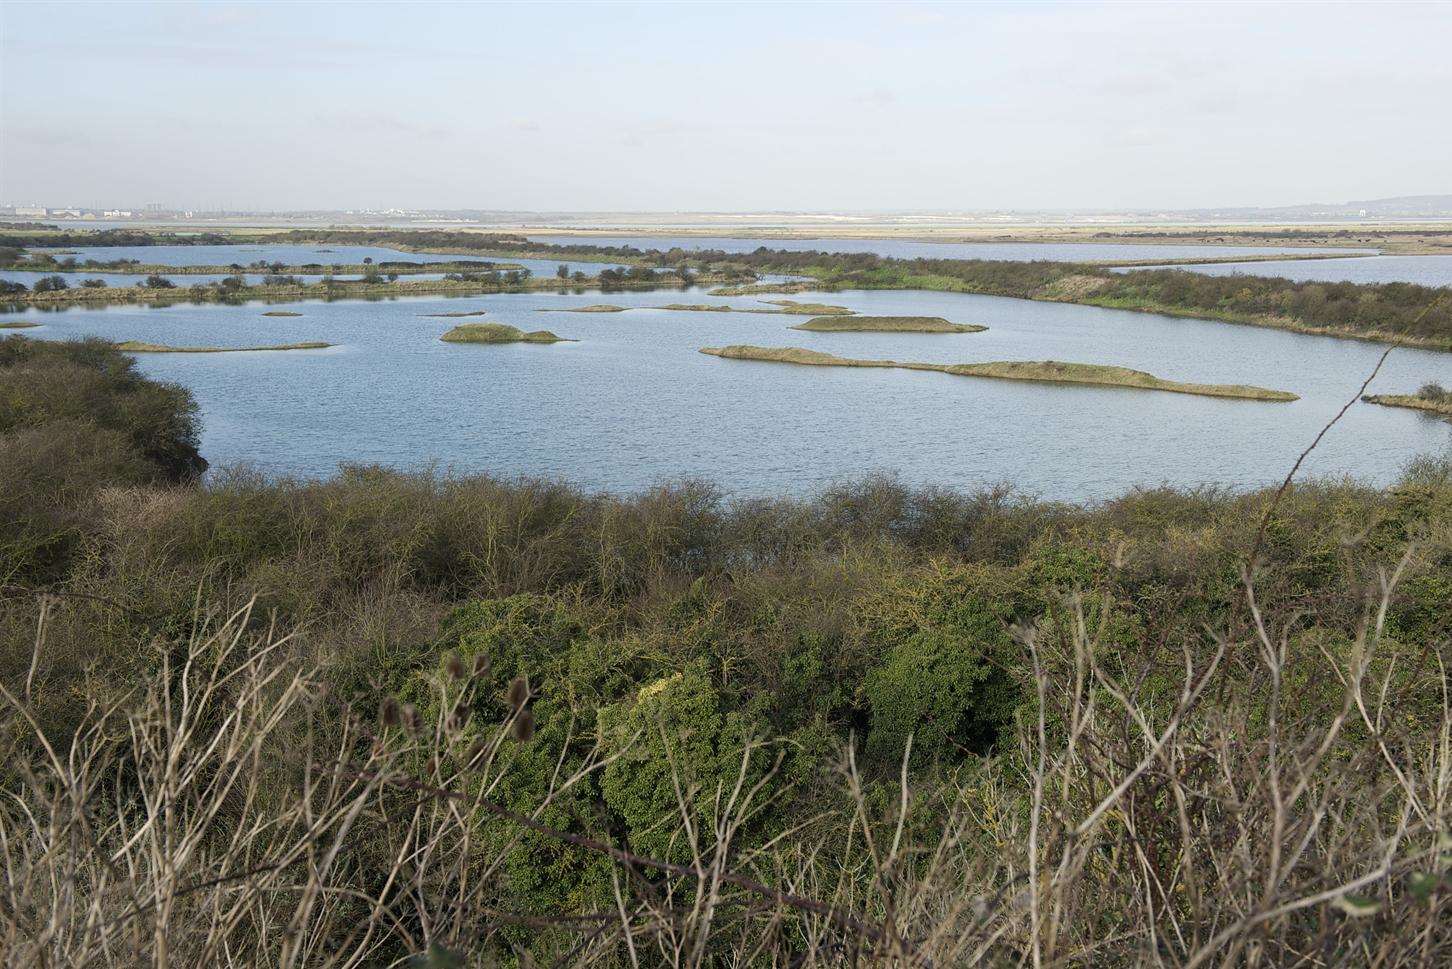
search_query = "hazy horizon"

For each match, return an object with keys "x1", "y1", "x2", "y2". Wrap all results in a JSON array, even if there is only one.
[{"x1": 3, "y1": 0, "x2": 1450, "y2": 212}]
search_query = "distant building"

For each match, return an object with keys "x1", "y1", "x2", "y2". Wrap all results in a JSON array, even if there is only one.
[
  {"x1": 104, "y1": 209, "x2": 135, "y2": 218},
  {"x1": 14, "y1": 206, "x2": 47, "y2": 217}
]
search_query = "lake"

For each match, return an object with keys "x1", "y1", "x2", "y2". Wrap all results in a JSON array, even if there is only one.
[{"x1": 11, "y1": 283, "x2": 1448, "y2": 501}]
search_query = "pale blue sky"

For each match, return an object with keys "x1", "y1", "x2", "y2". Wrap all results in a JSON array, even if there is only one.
[{"x1": 2, "y1": 0, "x2": 1449, "y2": 211}]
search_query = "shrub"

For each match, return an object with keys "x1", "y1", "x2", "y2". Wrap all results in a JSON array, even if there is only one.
[
  {"x1": 858, "y1": 564, "x2": 1022, "y2": 762},
  {"x1": 598, "y1": 667, "x2": 766, "y2": 860},
  {"x1": 0, "y1": 336, "x2": 205, "y2": 481}
]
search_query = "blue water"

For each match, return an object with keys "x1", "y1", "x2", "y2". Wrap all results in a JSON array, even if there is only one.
[
  {"x1": 1114, "y1": 254, "x2": 1452, "y2": 288},
  {"x1": 10, "y1": 284, "x2": 1448, "y2": 500}
]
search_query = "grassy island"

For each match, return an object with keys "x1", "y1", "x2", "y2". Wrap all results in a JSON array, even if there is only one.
[
  {"x1": 0, "y1": 320, "x2": 41, "y2": 329},
  {"x1": 1362, "y1": 383, "x2": 1452, "y2": 420},
  {"x1": 115, "y1": 340, "x2": 333, "y2": 353},
  {"x1": 439, "y1": 323, "x2": 572, "y2": 344},
  {"x1": 707, "y1": 282, "x2": 819, "y2": 297},
  {"x1": 423, "y1": 310, "x2": 489, "y2": 318},
  {"x1": 649, "y1": 301, "x2": 855, "y2": 316},
  {"x1": 759, "y1": 300, "x2": 854, "y2": 315},
  {"x1": 653, "y1": 303, "x2": 737, "y2": 312},
  {"x1": 791, "y1": 315, "x2": 987, "y2": 333},
  {"x1": 261, "y1": 311, "x2": 303, "y2": 317},
  {"x1": 552, "y1": 304, "x2": 627, "y2": 312},
  {"x1": 700, "y1": 345, "x2": 1298, "y2": 401}
]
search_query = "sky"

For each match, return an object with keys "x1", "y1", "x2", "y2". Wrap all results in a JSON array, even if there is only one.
[{"x1": 1, "y1": 0, "x2": 1449, "y2": 213}]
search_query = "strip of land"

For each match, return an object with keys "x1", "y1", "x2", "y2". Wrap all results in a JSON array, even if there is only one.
[
  {"x1": 1361, "y1": 393, "x2": 1452, "y2": 420},
  {"x1": 699, "y1": 345, "x2": 1299, "y2": 401},
  {"x1": 6, "y1": 259, "x2": 527, "y2": 276},
  {"x1": 647, "y1": 301, "x2": 854, "y2": 316},
  {"x1": 115, "y1": 340, "x2": 332, "y2": 353},
  {"x1": 0, "y1": 320, "x2": 40, "y2": 329},
  {"x1": 791, "y1": 316, "x2": 986, "y2": 333},
  {"x1": 3, "y1": 271, "x2": 739, "y2": 308}
]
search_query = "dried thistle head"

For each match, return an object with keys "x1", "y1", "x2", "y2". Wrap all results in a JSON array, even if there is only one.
[
  {"x1": 380, "y1": 696, "x2": 401, "y2": 729},
  {"x1": 507, "y1": 675, "x2": 529, "y2": 710},
  {"x1": 445, "y1": 652, "x2": 466, "y2": 681},
  {"x1": 447, "y1": 700, "x2": 471, "y2": 733},
  {"x1": 512, "y1": 709, "x2": 535, "y2": 743},
  {"x1": 401, "y1": 703, "x2": 421, "y2": 735},
  {"x1": 473, "y1": 653, "x2": 490, "y2": 678}
]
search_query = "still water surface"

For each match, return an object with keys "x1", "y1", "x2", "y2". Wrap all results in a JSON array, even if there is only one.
[{"x1": 12, "y1": 282, "x2": 1448, "y2": 501}]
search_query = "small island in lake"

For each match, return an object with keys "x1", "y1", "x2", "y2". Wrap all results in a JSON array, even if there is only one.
[
  {"x1": 439, "y1": 323, "x2": 573, "y2": 344},
  {"x1": 791, "y1": 316, "x2": 987, "y2": 333},
  {"x1": 116, "y1": 340, "x2": 333, "y2": 353},
  {"x1": 0, "y1": 321, "x2": 42, "y2": 329},
  {"x1": 1362, "y1": 383, "x2": 1452, "y2": 420},
  {"x1": 261, "y1": 311, "x2": 303, "y2": 317},
  {"x1": 649, "y1": 301, "x2": 855, "y2": 316},
  {"x1": 550, "y1": 304, "x2": 627, "y2": 313},
  {"x1": 758, "y1": 300, "x2": 854, "y2": 315},
  {"x1": 423, "y1": 310, "x2": 489, "y2": 318},
  {"x1": 699, "y1": 346, "x2": 1298, "y2": 401}
]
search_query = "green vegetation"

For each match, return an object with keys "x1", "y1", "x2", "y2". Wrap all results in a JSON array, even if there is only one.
[
  {"x1": 2, "y1": 335, "x2": 1450, "y2": 965},
  {"x1": 1363, "y1": 381, "x2": 1452, "y2": 420},
  {"x1": 115, "y1": 340, "x2": 333, "y2": 353},
  {"x1": 791, "y1": 315, "x2": 987, "y2": 333},
  {"x1": 261, "y1": 310, "x2": 303, "y2": 317},
  {"x1": 701, "y1": 345, "x2": 1299, "y2": 400},
  {"x1": 551, "y1": 303, "x2": 627, "y2": 312},
  {"x1": 439, "y1": 323, "x2": 572, "y2": 344}
]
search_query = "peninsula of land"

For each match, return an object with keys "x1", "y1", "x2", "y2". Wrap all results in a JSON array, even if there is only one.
[{"x1": 700, "y1": 345, "x2": 1299, "y2": 401}]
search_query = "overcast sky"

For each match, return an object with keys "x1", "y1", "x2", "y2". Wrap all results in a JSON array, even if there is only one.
[{"x1": 2, "y1": 0, "x2": 1449, "y2": 212}]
